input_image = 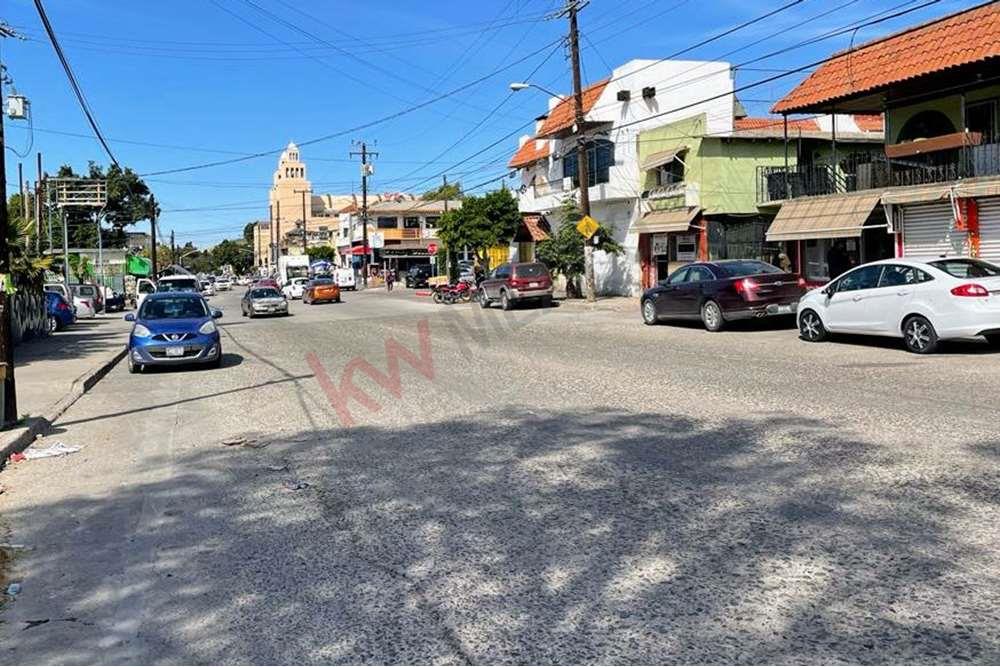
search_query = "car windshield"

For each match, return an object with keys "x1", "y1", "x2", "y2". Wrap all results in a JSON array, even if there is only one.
[
  {"x1": 929, "y1": 258, "x2": 1000, "y2": 278},
  {"x1": 140, "y1": 296, "x2": 208, "y2": 320},
  {"x1": 719, "y1": 261, "x2": 783, "y2": 278},
  {"x1": 310, "y1": 278, "x2": 333, "y2": 286},
  {"x1": 72, "y1": 285, "x2": 97, "y2": 297},
  {"x1": 158, "y1": 279, "x2": 200, "y2": 292},
  {"x1": 514, "y1": 263, "x2": 547, "y2": 278},
  {"x1": 251, "y1": 288, "x2": 281, "y2": 299}
]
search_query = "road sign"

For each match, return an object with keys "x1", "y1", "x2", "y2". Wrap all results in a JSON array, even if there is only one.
[
  {"x1": 370, "y1": 232, "x2": 385, "y2": 249},
  {"x1": 576, "y1": 215, "x2": 599, "y2": 239},
  {"x1": 427, "y1": 242, "x2": 438, "y2": 256}
]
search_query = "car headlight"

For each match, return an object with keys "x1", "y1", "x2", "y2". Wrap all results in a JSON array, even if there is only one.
[
  {"x1": 133, "y1": 324, "x2": 152, "y2": 338},
  {"x1": 199, "y1": 320, "x2": 217, "y2": 335}
]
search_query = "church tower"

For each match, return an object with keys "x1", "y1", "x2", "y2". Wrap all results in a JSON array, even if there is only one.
[{"x1": 269, "y1": 142, "x2": 313, "y2": 254}]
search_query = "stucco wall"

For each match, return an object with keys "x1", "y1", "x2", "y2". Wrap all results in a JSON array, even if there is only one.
[{"x1": 888, "y1": 84, "x2": 1000, "y2": 143}]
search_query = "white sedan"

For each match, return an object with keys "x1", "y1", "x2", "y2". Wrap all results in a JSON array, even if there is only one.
[
  {"x1": 798, "y1": 257, "x2": 1000, "y2": 354},
  {"x1": 282, "y1": 277, "x2": 310, "y2": 300}
]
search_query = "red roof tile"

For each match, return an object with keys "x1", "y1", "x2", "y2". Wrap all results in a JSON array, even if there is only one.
[
  {"x1": 734, "y1": 117, "x2": 820, "y2": 132},
  {"x1": 852, "y1": 114, "x2": 884, "y2": 132},
  {"x1": 773, "y1": 2, "x2": 1000, "y2": 114},
  {"x1": 508, "y1": 138, "x2": 550, "y2": 169},
  {"x1": 537, "y1": 79, "x2": 609, "y2": 137}
]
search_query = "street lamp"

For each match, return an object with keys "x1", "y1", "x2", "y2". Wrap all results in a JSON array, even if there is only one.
[{"x1": 509, "y1": 81, "x2": 567, "y2": 100}]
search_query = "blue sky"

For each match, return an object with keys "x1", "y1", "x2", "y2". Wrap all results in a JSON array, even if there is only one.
[{"x1": 2, "y1": 0, "x2": 980, "y2": 247}]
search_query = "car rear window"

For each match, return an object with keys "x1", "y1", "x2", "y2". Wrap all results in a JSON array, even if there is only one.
[
  {"x1": 310, "y1": 278, "x2": 333, "y2": 286},
  {"x1": 158, "y1": 278, "x2": 200, "y2": 292},
  {"x1": 513, "y1": 263, "x2": 548, "y2": 278},
  {"x1": 72, "y1": 285, "x2": 97, "y2": 297},
  {"x1": 251, "y1": 288, "x2": 281, "y2": 298},
  {"x1": 929, "y1": 259, "x2": 1000, "y2": 278},
  {"x1": 718, "y1": 261, "x2": 783, "y2": 278}
]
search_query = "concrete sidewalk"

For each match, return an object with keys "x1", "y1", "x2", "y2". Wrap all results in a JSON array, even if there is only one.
[{"x1": 1, "y1": 313, "x2": 130, "y2": 459}]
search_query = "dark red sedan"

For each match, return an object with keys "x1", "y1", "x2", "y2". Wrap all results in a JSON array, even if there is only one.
[{"x1": 640, "y1": 260, "x2": 806, "y2": 331}]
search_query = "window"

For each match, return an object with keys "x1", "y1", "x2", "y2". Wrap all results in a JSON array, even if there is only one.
[
  {"x1": 878, "y1": 264, "x2": 932, "y2": 287},
  {"x1": 512, "y1": 263, "x2": 548, "y2": 279},
  {"x1": 718, "y1": 261, "x2": 783, "y2": 278},
  {"x1": 930, "y1": 258, "x2": 1000, "y2": 278},
  {"x1": 686, "y1": 266, "x2": 715, "y2": 282},
  {"x1": 403, "y1": 216, "x2": 420, "y2": 229},
  {"x1": 666, "y1": 267, "x2": 689, "y2": 285},
  {"x1": 835, "y1": 265, "x2": 882, "y2": 292},
  {"x1": 966, "y1": 100, "x2": 998, "y2": 143},
  {"x1": 425, "y1": 216, "x2": 439, "y2": 229},
  {"x1": 376, "y1": 217, "x2": 398, "y2": 229},
  {"x1": 492, "y1": 264, "x2": 511, "y2": 279},
  {"x1": 656, "y1": 158, "x2": 685, "y2": 186},
  {"x1": 140, "y1": 296, "x2": 208, "y2": 320},
  {"x1": 563, "y1": 139, "x2": 614, "y2": 187}
]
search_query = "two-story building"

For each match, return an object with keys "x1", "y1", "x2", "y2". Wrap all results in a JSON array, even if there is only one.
[
  {"x1": 349, "y1": 197, "x2": 459, "y2": 275},
  {"x1": 510, "y1": 59, "x2": 737, "y2": 295},
  {"x1": 766, "y1": 1, "x2": 1000, "y2": 278},
  {"x1": 635, "y1": 111, "x2": 883, "y2": 287}
]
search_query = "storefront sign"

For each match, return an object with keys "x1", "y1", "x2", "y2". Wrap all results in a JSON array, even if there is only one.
[
  {"x1": 676, "y1": 233, "x2": 697, "y2": 261},
  {"x1": 381, "y1": 248, "x2": 431, "y2": 257},
  {"x1": 651, "y1": 233, "x2": 670, "y2": 256}
]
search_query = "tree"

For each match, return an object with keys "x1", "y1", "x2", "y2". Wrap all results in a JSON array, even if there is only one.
[
  {"x1": 210, "y1": 239, "x2": 252, "y2": 274},
  {"x1": 421, "y1": 182, "x2": 462, "y2": 201},
  {"x1": 536, "y1": 197, "x2": 623, "y2": 298},
  {"x1": 5, "y1": 194, "x2": 52, "y2": 287},
  {"x1": 435, "y1": 188, "x2": 520, "y2": 270},
  {"x1": 243, "y1": 222, "x2": 257, "y2": 245},
  {"x1": 68, "y1": 253, "x2": 95, "y2": 283},
  {"x1": 307, "y1": 245, "x2": 339, "y2": 263},
  {"x1": 53, "y1": 162, "x2": 158, "y2": 248}
]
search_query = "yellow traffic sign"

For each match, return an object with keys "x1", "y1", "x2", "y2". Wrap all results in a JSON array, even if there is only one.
[{"x1": 576, "y1": 215, "x2": 599, "y2": 239}]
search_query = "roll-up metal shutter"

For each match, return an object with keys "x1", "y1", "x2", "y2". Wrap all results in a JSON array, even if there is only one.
[
  {"x1": 901, "y1": 201, "x2": 968, "y2": 259},
  {"x1": 977, "y1": 197, "x2": 1000, "y2": 265}
]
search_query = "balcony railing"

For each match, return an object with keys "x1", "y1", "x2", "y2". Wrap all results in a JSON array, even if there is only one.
[
  {"x1": 379, "y1": 228, "x2": 422, "y2": 241},
  {"x1": 757, "y1": 143, "x2": 1000, "y2": 203}
]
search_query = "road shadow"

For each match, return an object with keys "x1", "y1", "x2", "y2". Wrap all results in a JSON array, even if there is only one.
[
  {"x1": 1, "y1": 409, "x2": 998, "y2": 663},
  {"x1": 137, "y1": 353, "x2": 244, "y2": 375}
]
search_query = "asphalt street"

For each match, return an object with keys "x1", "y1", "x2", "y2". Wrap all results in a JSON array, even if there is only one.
[{"x1": 1, "y1": 285, "x2": 998, "y2": 664}]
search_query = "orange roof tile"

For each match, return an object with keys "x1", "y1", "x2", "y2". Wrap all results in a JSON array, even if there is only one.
[
  {"x1": 537, "y1": 79, "x2": 609, "y2": 137},
  {"x1": 852, "y1": 114, "x2": 884, "y2": 132},
  {"x1": 508, "y1": 138, "x2": 550, "y2": 169},
  {"x1": 734, "y1": 117, "x2": 820, "y2": 132},
  {"x1": 773, "y1": 2, "x2": 1000, "y2": 114}
]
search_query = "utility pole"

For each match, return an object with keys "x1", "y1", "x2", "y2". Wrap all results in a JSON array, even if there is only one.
[
  {"x1": 267, "y1": 204, "x2": 273, "y2": 273},
  {"x1": 0, "y1": 29, "x2": 20, "y2": 426},
  {"x1": 562, "y1": 0, "x2": 596, "y2": 301},
  {"x1": 351, "y1": 141, "x2": 378, "y2": 288},
  {"x1": 150, "y1": 197, "x2": 158, "y2": 278},
  {"x1": 61, "y1": 208, "x2": 69, "y2": 286},
  {"x1": 294, "y1": 188, "x2": 312, "y2": 256},
  {"x1": 35, "y1": 152, "x2": 42, "y2": 254},
  {"x1": 18, "y1": 163, "x2": 26, "y2": 223},
  {"x1": 443, "y1": 175, "x2": 451, "y2": 279},
  {"x1": 170, "y1": 229, "x2": 176, "y2": 266},
  {"x1": 275, "y1": 200, "x2": 282, "y2": 264}
]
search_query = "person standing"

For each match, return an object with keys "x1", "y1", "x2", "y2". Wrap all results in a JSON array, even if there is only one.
[{"x1": 385, "y1": 268, "x2": 395, "y2": 292}]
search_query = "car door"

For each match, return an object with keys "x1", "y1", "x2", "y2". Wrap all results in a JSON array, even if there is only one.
[
  {"x1": 864, "y1": 264, "x2": 929, "y2": 334},
  {"x1": 487, "y1": 264, "x2": 510, "y2": 298},
  {"x1": 654, "y1": 267, "x2": 690, "y2": 316},
  {"x1": 675, "y1": 265, "x2": 712, "y2": 318},
  {"x1": 822, "y1": 264, "x2": 884, "y2": 332}
]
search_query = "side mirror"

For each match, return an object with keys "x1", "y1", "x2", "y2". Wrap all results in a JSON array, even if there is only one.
[
  {"x1": 211, "y1": 308, "x2": 223, "y2": 319},
  {"x1": 124, "y1": 313, "x2": 135, "y2": 322},
  {"x1": 821, "y1": 285, "x2": 835, "y2": 297}
]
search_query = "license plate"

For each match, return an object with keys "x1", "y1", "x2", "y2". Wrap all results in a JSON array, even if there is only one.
[
  {"x1": 165, "y1": 346, "x2": 184, "y2": 357},
  {"x1": 775, "y1": 305, "x2": 793, "y2": 314},
  {"x1": 529, "y1": 282, "x2": 540, "y2": 288}
]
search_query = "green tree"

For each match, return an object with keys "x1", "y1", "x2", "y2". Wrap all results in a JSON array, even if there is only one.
[
  {"x1": 68, "y1": 253, "x2": 95, "y2": 283},
  {"x1": 210, "y1": 239, "x2": 252, "y2": 274},
  {"x1": 243, "y1": 222, "x2": 257, "y2": 244},
  {"x1": 536, "y1": 198, "x2": 623, "y2": 298},
  {"x1": 435, "y1": 188, "x2": 519, "y2": 270},
  {"x1": 307, "y1": 245, "x2": 339, "y2": 263},
  {"x1": 5, "y1": 195, "x2": 53, "y2": 286},
  {"x1": 53, "y1": 162, "x2": 158, "y2": 248},
  {"x1": 421, "y1": 181, "x2": 462, "y2": 201}
]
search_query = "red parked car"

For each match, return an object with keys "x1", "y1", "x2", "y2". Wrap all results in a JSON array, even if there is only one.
[
  {"x1": 479, "y1": 262, "x2": 554, "y2": 310},
  {"x1": 640, "y1": 259, "x2": 806, "y2": 331},
  {"x1": 253, "y1": 278, "x2": 280, "y2": 290}
]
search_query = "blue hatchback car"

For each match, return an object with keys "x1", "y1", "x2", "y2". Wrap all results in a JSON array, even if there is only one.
[
  {"x1": 125, "y1": 292, "x2": 223, "y2": 373},
  {"x1": 45, "y1": 290, "x2": 76, "y2": 332}
]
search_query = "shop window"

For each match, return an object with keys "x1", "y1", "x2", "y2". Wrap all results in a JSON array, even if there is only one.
[
  {"x1": 563, "y1": 139, "x2": 614, "y2": 187},
  {"x1": 966, "y1": 99, "x2": 998, "y2": 143},
  {"x1": 403, "y1": 216, "x2": 420, "y2": 229},
  {"x1": 376, "y1": 217, "x2": 398, "y2": 229}
]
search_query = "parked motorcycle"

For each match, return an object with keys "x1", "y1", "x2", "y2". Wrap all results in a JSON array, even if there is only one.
[{"x1": 432, "y1": 279, "x2": 475, "y2": 305}]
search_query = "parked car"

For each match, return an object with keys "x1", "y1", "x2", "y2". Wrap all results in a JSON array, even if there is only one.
[
  {"x1": 45, "y1": 291, "x2": 76, "y2": 332},
  {"x1": 241, "y1": 286, "x2": 289, "y2": 317},
  {"x1": 102, "y1": 286, "x2": 126, "y2": 312},
  {"x1": 479, "y1": 262, "x2": 553, "y2": 310},
  {"x1": 71, "y1": 283, "x2": 103, "y2": 313},
  {"x1": 798, "y1": 257, "x2": 1000, "y2": 354},
  {"x1": 334, "y1": 268, "x2": 356, "y2": 291},
  {"x1": 124, "y1": 292, "x2": 223, "y2": 373},
  {"x1": 201, "y1": 280, "x2": 216, "y2": 297},
  {"x1": 46, "y1": 283, "x2": 96, "y2": 319},
  {"x1": 136, "y1": 278, "x2": 156, "y2": 311},
  {"x1": 458, "y1": 260, "x2": 476, "y2": 282},
  {"x1": 216, "y1": 277, "x2": 233, "y2": 291},
  {"x1": 303, "y1": 277, "x2": 342, "y2": 305},
  {"x1": 157, "y1": 274, "x2": 201, "y2": 294},
  {"x1": 405, "y1": 264, "x2": 434, "y2": 288},
  {"x1": 641, "y1": 260, "x2": 806, "y2": 331},
  {"x1": 282, "y1": 277, "x2": 310, "y2": 300}
]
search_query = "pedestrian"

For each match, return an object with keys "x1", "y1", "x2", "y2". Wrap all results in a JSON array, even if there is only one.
[
  {"x1": 778, "y1": 252, "x2": 792, "y2": 273},
  {"x1": 386, "y1": 268, "x2": 395, "y2": 292}
]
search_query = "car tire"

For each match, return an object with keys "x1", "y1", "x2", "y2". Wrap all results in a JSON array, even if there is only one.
[
  {"x1": 128, "y1": 355, "x2": 142, "y2": 374},
  {"x1": 210, "y1": 352, "x2": 223, "y2": 369},
  {"x1": 799, "y1": 309, "x2": 827, "y2": 342},
  {"x1": 986, "y1": 334, "x2": 1000, "y2": 349},
  {"x1": 540, "y1": 295, "x2": 553, "y2": 308},
  {"x1": 903, "y1": 315, "x2": 939, "y2": 354},
  {"x1": 47, "y1": 315, "x2": 59, "y2": 334},
  {"x1": 641, "y1": 299, "x2": 659, "y2": 325},
  {"x1": 700, "y1": 300, "x2": 724, "y2": 332},
  {"x1": 500, "y1": 291, "x2": 512, "y2": 311},
  {"x1": 479, "y1": 289, "x2": 490, "y2": 309}
]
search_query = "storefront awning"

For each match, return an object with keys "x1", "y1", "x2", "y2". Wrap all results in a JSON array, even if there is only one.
[
  {"x1": 514, "y1": 214, "x2": 551, "y2": 242},
  {"x1": 640, "y1": 146, "x2": 687, "y2": 172},
  {"x1": 881, "y1": 179, "x2": 1000, "y2": 204},
  {"x1": 350, "y1": 245, "x2": 372, "y2": 255},
  {"x1": 766, "y1": 192, "x2": 882, "y2": 242},
  {"x1": 635, "y1": 207, "x2": 701, "y2": 234}
]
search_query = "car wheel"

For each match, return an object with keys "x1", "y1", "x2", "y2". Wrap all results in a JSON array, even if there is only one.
[
  {"x1": 128, "y1": 355, "x2": 142, "y2": 374},
  {"x1": 641, "y1": 299, "x2": 658, "y2": 325},
  {"x1": 701, "y1": 300, "x2": 724, "y2": 332},
  {"x1": 903, "y1": 315, "x2": 939, "y2": 354},
  {"x1": 479, "y1": 289, "x2": 490, "y2": 309},
  {"x1": 211, "y1": 351, "x2": 223, "y2": 369},
  {"x1": 798, "y1": 309, "x2": 827, "y2": 342},
  {"x1": 500, "y1": 291, "x2": 512, "y2": 311},
  {"x1": 47, "y1": 315, "x2": 59, "y2": 334},
  {"x1": 986, "y1": 334, "x2": 1000, "y2": 349}
]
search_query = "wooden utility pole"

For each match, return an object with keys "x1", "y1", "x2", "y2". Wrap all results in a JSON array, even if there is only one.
[
  {"x1": 294, "y1": 188, "x2": 312, "y2": 255},
  {"x1": 170, "y1": 229, "x2": 176, "y2": 266},
  {"x1": 351, "y1": 141, "x2": 378, "y2": 288},
  {"x1": 35, "y1": 152, "x2": 42, "y2": 254},
  {"x1": 275, "y1": 200, "x2": 282, "y2": 263},
  {"x1": 150, "y1": 198, "x2": 158, "y2": 277},
  {"x1": 0, "y1": 34, "x2": 18, "y2": 425},
  {"x1": 563, "y1": 0, "x2": 596, "y2": 301}
]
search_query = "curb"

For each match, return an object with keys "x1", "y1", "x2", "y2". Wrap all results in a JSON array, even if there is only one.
[{"x1": 0, "y1": 345, "x2": 127, "y2": 465}]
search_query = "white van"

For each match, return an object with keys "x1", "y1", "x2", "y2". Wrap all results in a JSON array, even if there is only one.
[
  {"x1": 334, "y1": 268, "x2": 356, "y2": 291},
  {"x1": 157, "y1": 275, "x2": 201, "y2": 294}
]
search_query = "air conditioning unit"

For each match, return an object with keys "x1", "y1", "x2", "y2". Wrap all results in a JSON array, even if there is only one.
[
  {"x1": 642, "y1": 87, "x2": 656, "y2": 100},
  {"x1": 616, "y1": 90, "x2": 631, "y2": 102}
]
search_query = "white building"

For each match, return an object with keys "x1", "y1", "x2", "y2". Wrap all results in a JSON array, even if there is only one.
[{"x1": 509, "y1": 59, "x2": 736, "y2": 295}]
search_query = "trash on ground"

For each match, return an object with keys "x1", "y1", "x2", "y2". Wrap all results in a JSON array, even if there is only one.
[
  {"x1": 0, "y1": 543, "x2": 33, "y2": 552},
  {"x1": 6, "y1": 582, "x2": 22, "y2": 596},
  {"x1": 23, "y1": 619, "x2": 49, "y2": 630},
  {"x1": 23, "y1": 442, "x2": 81, "y2": 460},
  {"x1": 283, "y1": 480, "x2": 309, "y2": 491},
  {"x1": 7, "y1": 452, "x2": 26, "y2": 463},
  {"x1": 222, "y1": 436, "x2": 268, "y2": 449}
]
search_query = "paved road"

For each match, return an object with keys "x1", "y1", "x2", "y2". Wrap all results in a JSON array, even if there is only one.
[{"x1": 1, "y1": 286, "x2": 998, "y2": 664}]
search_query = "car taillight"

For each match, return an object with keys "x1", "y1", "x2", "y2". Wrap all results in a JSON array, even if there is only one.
[
  {"x1": 797, "y1": 277, "x2": 807, "y2": 288},
  {"x1": 733, "y1": 278, "x2": 757, "y2": 294},
  {"x1": 57, "y1": 301, "x2": 70, "y2": 311},
  {"x1": 82, "y1": 300, "x2": 92, "y2": 308},
  {"x1": 950, "y1": 283, "x2": 989, "y2": 297}
]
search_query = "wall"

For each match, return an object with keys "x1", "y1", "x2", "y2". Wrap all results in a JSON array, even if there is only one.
[
  {"x1": 11, "y1": 283, "x2": 48, "y2": 345},
  {"x1": 887, "y1": 84, "x2": 1000, "y2": 143}
]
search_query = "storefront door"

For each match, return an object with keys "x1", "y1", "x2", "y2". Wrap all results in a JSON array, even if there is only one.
[
  {"x1": 978, "y1": 197, "x2": 1000, "y2": 265},
  {"x1": 902, "y1": 201, "x2": 968, "y2": 258}
]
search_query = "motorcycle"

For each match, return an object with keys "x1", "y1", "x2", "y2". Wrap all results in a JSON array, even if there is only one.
[{"x1": 433, "y1": 279, "x2": 476, "y2": 305}]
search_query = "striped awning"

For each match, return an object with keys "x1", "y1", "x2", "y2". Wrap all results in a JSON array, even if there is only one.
[
  {"x1": 634, "y1": 207, "x2": 701, "y2": 234},
  {"x1": 766, "y1": 192, "x2": 882, "y2": 241},
  {"x1": 640, "y1": 147, "x2": 687, "y2": 172}
]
